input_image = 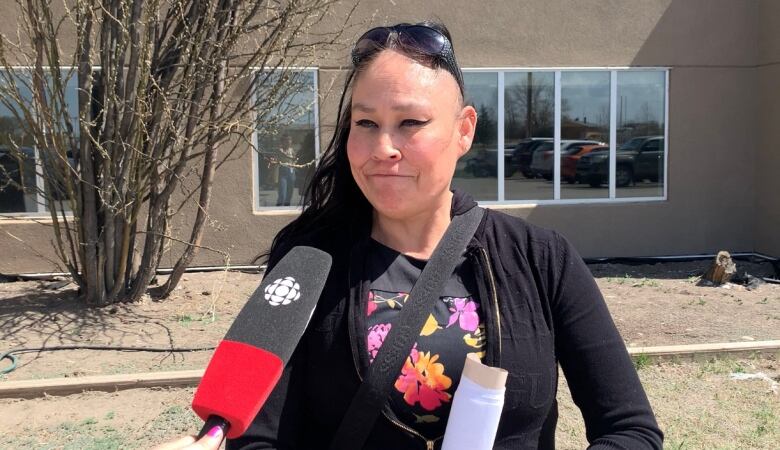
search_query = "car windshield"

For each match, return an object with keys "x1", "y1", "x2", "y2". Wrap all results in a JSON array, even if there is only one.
[
  {"x1": 518, "y1": 140, "x2": 549, "y2": 151},
  {"x1": 538, "y1": 142, "x2": 553, "y2": 151},
  {"x1": 619, "y1": 137, "x2": 646, "y2": 151}
]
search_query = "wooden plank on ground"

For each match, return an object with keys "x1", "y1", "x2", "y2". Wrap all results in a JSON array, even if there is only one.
[
  {"x1": 628, "y1": 340, "x2": 780, "y2": 361},
  {"x1": 0, "y1": 369, "x2": 204, "y2": 399},
  {"x1": 2, "y1": 341, "x2": 780, "y2": 399}
]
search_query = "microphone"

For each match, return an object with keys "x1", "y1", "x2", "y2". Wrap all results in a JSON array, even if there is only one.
[
  {"x1": 191, "y1": 246, "x2": 332, "y2": 439},
  {"x1": 441, "y1": 354, "x2": 508, "y2": 450}
]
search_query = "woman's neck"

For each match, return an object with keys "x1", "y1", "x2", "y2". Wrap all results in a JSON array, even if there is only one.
[{"x1": 370, "y1": 192, "x2": 453, "y2": 260}]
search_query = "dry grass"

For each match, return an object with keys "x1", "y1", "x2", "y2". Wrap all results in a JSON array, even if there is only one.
[
  {"x1": 0, "y1": 357, "x2": 776, "y2": 449},
  {"x1": 557, "y1": 356, "x2": 780, "y2": 449}
]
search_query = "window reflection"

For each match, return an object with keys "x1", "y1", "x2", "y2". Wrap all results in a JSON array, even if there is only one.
[
  {"x1": 616, "y1": 71, "x2": 665, "y2": 198},
  {"x1": 43, "y1": 72, "x2": 79, "y2": 210},
  {"x1": 255, "y1": 70, "x2": 318, "y2": 208},
  {"x1": 1, "y1": 70, "x2": 82, "y2": 214},
  {"x1": 560, "y1": 71, "x2": 609, "y2": 199},
  {"x1": 504, "y1": 72, "x2": 554, "y2": 201},
  {"x1": 1, "y1": 71, "x2": 38, "y2": 213},
  {"x1": 453, "y1": 72, "x2": 498, "y2": 201},
  {"x1": 448, "y1": 69, "x2": 666, "y2": 203},
  {"x1": 0, "y1": 147, "x2": 36, "y2": 213}
]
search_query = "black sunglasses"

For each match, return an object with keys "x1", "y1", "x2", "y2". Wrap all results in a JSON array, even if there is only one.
[
  {"x1": 351, "y1": 24, "x2": 464, "y2": 95},
  {"x1": 352, "y1": 24, "x2": 450, "y2": 64}
]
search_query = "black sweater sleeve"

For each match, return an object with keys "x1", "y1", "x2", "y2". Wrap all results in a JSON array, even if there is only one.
[{"x1": 550, "y1": 232, "x2": 663, "y2": 449}]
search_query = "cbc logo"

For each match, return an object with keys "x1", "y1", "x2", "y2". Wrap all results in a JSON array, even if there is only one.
[{"x1": 264, "y1": 276, "x2": 301, "y2": 306}]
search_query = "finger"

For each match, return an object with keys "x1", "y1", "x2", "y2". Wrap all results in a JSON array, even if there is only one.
[
  {"x1": 150, "y1": 435, "x2": 197, "y2": 450},
  {"x1": 184, "y1": 425, "x2": 225, "y2": 450}
]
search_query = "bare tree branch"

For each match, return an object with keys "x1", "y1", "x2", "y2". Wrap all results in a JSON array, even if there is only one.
[{"x1": 0, "y1": 0, "x2": 361, "y2": 304}]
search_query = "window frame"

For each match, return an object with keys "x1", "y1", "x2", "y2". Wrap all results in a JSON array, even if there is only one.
[
  {"x1": 461, "y1": 66, "x2": 670, "y2": 206},
  {"x1": 251, "y1": 67, "x2": 320, "y2": 213}
]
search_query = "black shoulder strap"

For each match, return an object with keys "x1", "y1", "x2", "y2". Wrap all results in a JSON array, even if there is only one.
[{"x1": 329, "y1": 206, "x2": 485, "y2": 450}]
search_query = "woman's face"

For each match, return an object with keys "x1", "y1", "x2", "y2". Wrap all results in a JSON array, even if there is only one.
[{"x1": 347, "y1": 50, "x2": 477, "y2": 221}]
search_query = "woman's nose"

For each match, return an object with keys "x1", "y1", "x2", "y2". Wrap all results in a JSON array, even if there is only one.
[{"x1": 371, "y1": 131, "x2": 402, "y2": 161}]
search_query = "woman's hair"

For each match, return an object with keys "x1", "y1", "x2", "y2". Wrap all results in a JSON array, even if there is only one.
[{"x1": 262, "y1": 20, "x2": 464, "y2": 264}]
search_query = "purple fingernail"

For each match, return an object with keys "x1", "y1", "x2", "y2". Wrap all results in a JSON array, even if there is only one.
[{"x1": 207, "y1": 425, "x2": 223, "y2": 438}]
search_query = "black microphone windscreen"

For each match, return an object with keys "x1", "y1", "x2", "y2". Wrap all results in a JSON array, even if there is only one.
[
  {"x1": 192, "y1": 246, "x2": 332, "y2": 438},
  {"x1": 224, "y1": 245, "x2": 332, "y2": 364}
]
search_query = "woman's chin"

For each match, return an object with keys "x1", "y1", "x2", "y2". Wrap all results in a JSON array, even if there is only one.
[{"x1": 368, "y1": 197, "x2": 408, "y2": 216}]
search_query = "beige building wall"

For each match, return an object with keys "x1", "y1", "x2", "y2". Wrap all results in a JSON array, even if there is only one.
[
  {"x1": 0, "y1": 0, "x2": 776, "y2": 274},
  {"x1": 755, "y1": 0, "x2": 780, "y2": 257}
]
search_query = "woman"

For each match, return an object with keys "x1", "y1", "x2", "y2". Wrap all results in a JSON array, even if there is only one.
[{"x1": 158, "y1": 21, "x2": 663, "y2": 450}]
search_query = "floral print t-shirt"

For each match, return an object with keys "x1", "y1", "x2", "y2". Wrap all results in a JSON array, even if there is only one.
[{"x1": 364, "y1": 238, "x2": 486, "y2": 439}]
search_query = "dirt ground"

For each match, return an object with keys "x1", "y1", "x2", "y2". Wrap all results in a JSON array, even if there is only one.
[
  {"x1": 590, "y1": 258, "x2": 780, "y2": 348},
  {"x1": 1, "y1": 258, "x2": 778, "y2": 382},
  {"x1": 1, "y1": 258, "x2": 779, "y2": 448}
]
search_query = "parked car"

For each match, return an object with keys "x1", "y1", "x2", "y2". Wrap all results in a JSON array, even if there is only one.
[
  {"x1": 507, "y1": 138, "x2": 552, "y2": 178},
  {"x1": 464, "y1": 146, "x2": 514, "y2": 177},
  {"x1": 575, "y1": 136, "x2": 664, "y2": 187},
  {"x1": 562, "y1": 144, "x2": 608, "y2": 183},
  {"x1": 530, "y1": 140, "x2": 604, "y2": 180}
]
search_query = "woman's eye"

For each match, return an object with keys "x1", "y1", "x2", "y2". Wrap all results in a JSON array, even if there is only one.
[
  {"x1": 354, "y1": 119, "x2": 377, "y2": 128},
  {"x1": 401, "y1": 119, "x2": 428, "y2": 127}
]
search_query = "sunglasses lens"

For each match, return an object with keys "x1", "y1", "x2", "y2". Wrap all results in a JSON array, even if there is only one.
[
  {"x1": 398, "y1": 26, "x2": 447, "y2": 55},
  {"x1": 353, "y1": 28, "x2": 392, "y2": 57}
]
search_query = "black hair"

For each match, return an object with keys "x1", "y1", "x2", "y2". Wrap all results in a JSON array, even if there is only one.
[{"x1": 261, "y1": 20, "x2": 464, "y2": 264}]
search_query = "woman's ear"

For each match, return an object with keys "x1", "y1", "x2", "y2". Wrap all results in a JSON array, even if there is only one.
[{"x1": 457, "y1": 104, "x2": 478, "y2": 157}]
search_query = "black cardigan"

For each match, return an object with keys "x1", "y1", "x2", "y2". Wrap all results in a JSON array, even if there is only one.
[{"x1": 228, "y1": 190, "x2": 663, "y2": 449}]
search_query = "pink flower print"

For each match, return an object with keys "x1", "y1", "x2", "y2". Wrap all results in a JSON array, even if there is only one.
[
  {"x1": 367, "y1": 323, "x2": 391, "y2": 363},
  {"x1": 367, "y1": 291, "x2": 378, "y2": 316},
  {"x1": 447, "y1": 297, "x2": 479, "y2": 332}
]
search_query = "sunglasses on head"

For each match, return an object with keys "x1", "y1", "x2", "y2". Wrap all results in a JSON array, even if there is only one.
[
  {"x1": 351, "y1": 24, "x2": 464, "y2": 95},
  {"x1": 352, "y1": 24, "x2": 451, "y2": 65}
]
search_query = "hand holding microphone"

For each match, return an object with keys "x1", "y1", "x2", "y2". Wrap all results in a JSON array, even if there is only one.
[{"x1": 150, "y1": 429, "x2": 223, "y2": 450}]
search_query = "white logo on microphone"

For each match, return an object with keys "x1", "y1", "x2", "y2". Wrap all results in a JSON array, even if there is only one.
[{"x1": 264, "y1": 276, "x2": 301, "y2": 306}]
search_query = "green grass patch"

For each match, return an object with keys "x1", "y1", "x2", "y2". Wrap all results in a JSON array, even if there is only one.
[
  {"x1": 751, "y1": 405, "x2": 778, "y2": 439},
  {"x1": 1, "y1": 418, "x2": 129, "y2": 450},
  {"x1": 698, "y1": 357, "x2": 746, "y2": 375},
  {"x1": 632, "y1": 353, "x2": 651, "y2": 370},
  {"x1": 140, "y1": 404, "x2": 202, "y2": 446},
  {"x1": 175, "y1": 312, "x2": 217, "y2": 327}
]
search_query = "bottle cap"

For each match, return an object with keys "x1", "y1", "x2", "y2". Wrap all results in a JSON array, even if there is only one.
[{"x1": 462, "y1": 353, "x2": 508, "y2": 390}]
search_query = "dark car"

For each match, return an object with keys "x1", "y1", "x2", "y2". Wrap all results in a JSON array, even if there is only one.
[
  {"x1": 530, "y1": 140, "x2": 604, "y2": 180},
  {"x1": 575, "y1": 136, "x2": 664, "y2": 187},
  {"x1": 507, "y1": 138, "x2": 553, "y2": 178},
  {"x1": 464, "y1": 146, "x2": 514, "y2": 177}
]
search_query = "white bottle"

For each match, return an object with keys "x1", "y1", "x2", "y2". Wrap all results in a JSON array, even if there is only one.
[{"x1": 441, "y1": 353, "x2": 508, "y2": 450}]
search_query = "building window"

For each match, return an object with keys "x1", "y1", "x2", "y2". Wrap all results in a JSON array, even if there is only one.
[
  {"x1": 616, "y1": 71, "x2": 666, "y2": 199},
  {"x1": 504, "y1": 71, "x2": 554, "y2": 201},
  {"x1": 453, "y1": 68, "x2": 668, "y2": 204},
  {"x1": 453, "y1": 71, "x2": 498, "y2": 201},
  {"x1": 253, "y1": 69, "x2": 319, "y2": 210},
  {"x1": 0, "y1": 69, "x2": 79, "y2": 215}
]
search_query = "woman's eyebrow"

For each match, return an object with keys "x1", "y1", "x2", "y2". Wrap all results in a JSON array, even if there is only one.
[{"x1": 352, "y1": 101, "x2": 428, "y2": 113}]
